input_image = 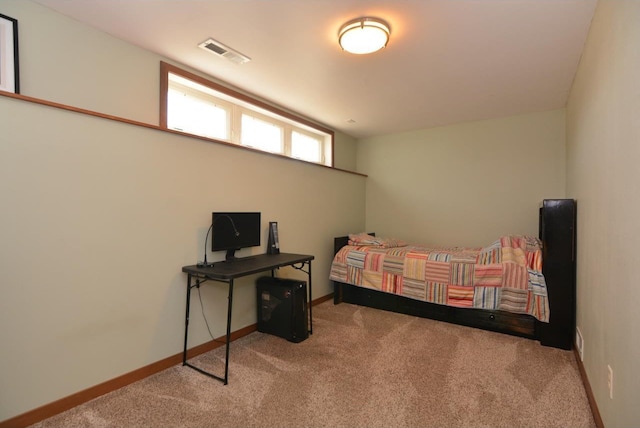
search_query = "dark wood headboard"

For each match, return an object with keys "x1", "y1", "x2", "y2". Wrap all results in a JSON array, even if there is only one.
[{"x1": 538, "y1": 199, "x2": 577, "y2": 349}]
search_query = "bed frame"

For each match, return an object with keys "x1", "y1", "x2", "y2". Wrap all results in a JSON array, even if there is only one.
[{"x1": 333, "y1": 199, "x2": 576, "y2": 350}]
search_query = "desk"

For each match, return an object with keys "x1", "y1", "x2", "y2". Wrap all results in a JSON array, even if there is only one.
[{"x1": 181, "y1": 253, "x2": 314, "y2": 384}]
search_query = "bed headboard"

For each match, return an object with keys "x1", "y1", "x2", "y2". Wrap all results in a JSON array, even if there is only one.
[
  {"x1": 334, "y1": 233, "x2": 375, "y2": 255},
  {"x1": 537, "y1": 199, "x2": 577, "y2": 349}
]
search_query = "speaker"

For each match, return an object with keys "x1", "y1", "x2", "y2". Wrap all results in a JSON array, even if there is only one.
[{"x1": 257, "y1": 277, "x2": 308, "y2": 343}]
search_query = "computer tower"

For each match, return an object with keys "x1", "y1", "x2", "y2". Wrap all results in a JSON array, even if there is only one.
[{"x1": 257, "y1": 277, "x2": 308, "y2": 343}]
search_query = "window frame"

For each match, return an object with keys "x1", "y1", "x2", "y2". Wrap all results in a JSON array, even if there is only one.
[{"x1": 160, "y1": 62, "x2": 334, "y2": 166}]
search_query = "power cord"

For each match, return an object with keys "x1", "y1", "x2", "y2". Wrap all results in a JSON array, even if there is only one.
[{"x1": 197, "y1": 285, "x2": 226, "y2": 345}]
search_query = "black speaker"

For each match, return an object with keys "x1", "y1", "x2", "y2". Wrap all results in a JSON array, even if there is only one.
[{"x1": 257, "y1": 277, "x2": 308, "y2": 343}]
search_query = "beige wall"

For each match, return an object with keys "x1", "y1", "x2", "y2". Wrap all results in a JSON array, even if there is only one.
[
  {"x1": 566, "y1": 1, "x2": 640, "y2": 426},
  {"x1": 10, "y1": 0, "x2": 639, "y2": 425},
  {"x1": 333, "y1": 131, "x2": 358, "y2": 171},
  {"x1": 9, "y1": 1, "x2": 161, "y2": 124},
  {"x1": 0, "y1": 1, "x2": 365, "y2": 421},
  {"x1": 357, "y1": 110, "x2": 567, "y2": 247}
]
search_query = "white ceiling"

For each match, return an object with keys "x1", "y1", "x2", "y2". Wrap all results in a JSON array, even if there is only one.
[{"x1": 33, "y1": 0, "x2": 597, "y2": 139}]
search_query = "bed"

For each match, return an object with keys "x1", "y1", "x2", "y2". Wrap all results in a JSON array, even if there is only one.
[{"x1": 330, "y1": 199, "x2": 576, "y2": 350}]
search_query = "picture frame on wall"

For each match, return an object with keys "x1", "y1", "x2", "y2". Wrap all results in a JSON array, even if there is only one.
[{"x1": 0, "y1": 13, "x2": 19, "y2": 94}]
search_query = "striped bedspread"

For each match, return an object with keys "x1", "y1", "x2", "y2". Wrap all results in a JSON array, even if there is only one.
[{"x1": 329, "y1": 235, "x2": 549, "y2": 322}]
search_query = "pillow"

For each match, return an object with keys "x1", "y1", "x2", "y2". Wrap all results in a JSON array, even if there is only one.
[
  {"x1": 500, "y1": 235, "x2": 541, "y2": 251},
  {"x1": 499, "y1": 235, "x2": 543, "y2": 271},
  {"x1": 348, "y1": 233, "x2": 379, "y2": 246},
  {"x1": 348, "y1": 233, "x2": 407, "y2": 248}
]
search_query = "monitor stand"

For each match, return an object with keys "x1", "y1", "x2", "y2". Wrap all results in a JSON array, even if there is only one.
[{"x1": 225, "y1": 249, "x2": 237, "y2": 261}]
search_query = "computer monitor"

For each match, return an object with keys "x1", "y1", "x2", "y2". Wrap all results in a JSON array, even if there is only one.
[{"x1": 211, "y1": 212, "x2": 261, "y2": 261}]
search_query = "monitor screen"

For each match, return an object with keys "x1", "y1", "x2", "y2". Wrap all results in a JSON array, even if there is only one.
[{"x1": 211, "y1": 212, "x2": 261, "y2": 260}]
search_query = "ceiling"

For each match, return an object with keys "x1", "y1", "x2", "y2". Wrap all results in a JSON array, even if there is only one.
[{"x1": 33, "y1": 0, "x2": 597, "y2": 139}]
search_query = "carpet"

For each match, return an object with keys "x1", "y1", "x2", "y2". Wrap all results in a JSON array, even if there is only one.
[{"x1": 30, "y1": 300, "x2": 596, "y2": 428}]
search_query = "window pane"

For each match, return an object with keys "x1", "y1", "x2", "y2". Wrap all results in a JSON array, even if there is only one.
[
  {"x1": 241, "y1": 114, "x2": 283, "y2": 153},
  {"x1": 168, "y1": 88, "x2": 229, "y2": 140},
  {"x1": 292, "y1": 131, "x2": 322, "y2": 163}
]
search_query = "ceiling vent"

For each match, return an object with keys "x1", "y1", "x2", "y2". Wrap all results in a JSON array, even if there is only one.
[{"x1": 198, "y1": 38, "x2": 251, "y2": 64}]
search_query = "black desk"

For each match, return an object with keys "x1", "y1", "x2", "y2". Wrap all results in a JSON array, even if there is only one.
[{"x1": 181, "y1": 253, "x2": 314, "y2": 384}]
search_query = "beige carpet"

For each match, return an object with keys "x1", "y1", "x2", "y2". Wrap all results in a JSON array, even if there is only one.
[{"x1": 31, "y1": 301, "x2": 596, "y2": 428}]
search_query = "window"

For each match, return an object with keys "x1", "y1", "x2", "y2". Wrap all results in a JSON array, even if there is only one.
[
  {"x1": 167, "y1": 84, "x2": 230, "y2": 141},
  {"x1": 241, "y1": 113, "x2": 282, "y2": 153},
  {"x1": 292, "y1": 131, "x2": 322, "y2": 163},
  {"x1": 160, "y1": 62, "x2": 333, "y2": 166}
]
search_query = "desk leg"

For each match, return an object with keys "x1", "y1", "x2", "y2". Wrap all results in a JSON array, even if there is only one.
[
  {"x1": 223, "y1": 279, "x2": 234, "y2": 385},
  {"x1": 182, "y1": 276, "x2": 232, "y2": 385},
  {"x1": 308, "y1": 261, "x2": 313, "y2": 335},
  {"x1": 183, "y1": 274, "x2": 192, "y2": 365}
]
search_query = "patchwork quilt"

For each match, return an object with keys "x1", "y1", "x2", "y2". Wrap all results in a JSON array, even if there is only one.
[{"x1": 329, "y1": 234, "x2": 549, "y2": 322}]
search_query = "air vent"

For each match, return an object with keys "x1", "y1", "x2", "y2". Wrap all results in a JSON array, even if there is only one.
[{"x1": 198, "y1": 38, "x2": 251, "y2": 65}]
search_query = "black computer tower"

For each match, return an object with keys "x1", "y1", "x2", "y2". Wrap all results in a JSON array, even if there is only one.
[{"x1": 257, "y1": 277, "x2": 308, "y2": 343}]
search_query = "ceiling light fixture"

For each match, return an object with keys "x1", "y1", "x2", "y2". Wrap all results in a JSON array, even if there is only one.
[{"x1": 338, "y1": 17, "x2": 390, "y2": 55}]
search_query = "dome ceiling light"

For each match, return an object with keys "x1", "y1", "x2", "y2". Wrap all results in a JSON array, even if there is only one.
[{"x1": 338, "y1": 17, "x2": 390, "y2": 55}]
